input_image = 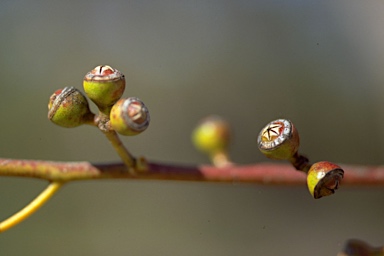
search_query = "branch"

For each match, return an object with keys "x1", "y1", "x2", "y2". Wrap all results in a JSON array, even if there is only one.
[
  {"x1": 0, "y1": 158, "x2": 383, "y2": 186},
  {"x1": 1, "y1": 157, "x2": 383, "y2": 232}
]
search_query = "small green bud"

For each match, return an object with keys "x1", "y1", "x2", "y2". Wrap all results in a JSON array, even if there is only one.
[
  {"x1": 257, "y1": 119, "x2": 299, "y2": 160},
  {"x1": 48, "y1": 87, "x2": 93, "y2": 128},
  {"x1": 192, "y1": 116, "x2": 230, "y2": 155},
  {"x1": 83, "y1": 65, "x2": 125, "y2": 110},
  {"x1": 307, "y1": 161, "x2": 344, "y2": 199},
  {"x1": 110, "y1": 97, "x2": 150, "y2": 136}
]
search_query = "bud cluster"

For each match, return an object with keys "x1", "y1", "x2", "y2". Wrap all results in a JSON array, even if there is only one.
[
  {"x1": 257, "y1": 119, "x2": 344, "y2": 199},
  {"x1": 48, "y1": 65, "x2": 150, "y2": 136}
]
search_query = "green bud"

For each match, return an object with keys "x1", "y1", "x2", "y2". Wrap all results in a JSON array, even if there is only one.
[
  {"x1": 192, "y1": 116, "x2": 230, "y2": 155},
  {"x1": 83, "y1": 65, "x2": 125, "y2": 110},
  {"x1": 48, "y1": 87, "x2": 93, "y2": 128},
  {"x1": 257, "y1": 119, "x2": 299, "y2": 160},
  {"x1": 110, "y1": 97, "x2": 150, "y2": 136}
]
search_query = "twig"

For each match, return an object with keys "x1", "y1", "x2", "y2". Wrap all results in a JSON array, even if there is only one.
[
  {"x1": 2, "y1": 158, "x2": 384, "y2": 232},
  {"x1": 0, "y1": 158, "x2": 383, "y2": 185}
]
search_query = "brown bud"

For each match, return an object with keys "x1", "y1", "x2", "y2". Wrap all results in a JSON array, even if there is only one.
[{"x1": 307, "y1": 161, "x2": 344, "y2": 199}]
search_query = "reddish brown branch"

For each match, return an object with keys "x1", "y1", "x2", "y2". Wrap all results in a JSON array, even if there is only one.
[{"x1": 0, "y1": 158, "x2": 383, "y2": 186}]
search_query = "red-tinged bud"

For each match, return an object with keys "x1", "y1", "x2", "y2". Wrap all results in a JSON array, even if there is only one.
[
  {"x1": 110, "y1": 97, "x2": 150, "y2": 136},
  {"x1": 48, "y1": 87, "x2": 93, "y2": 128},
  {"x1": 83, "y1": 65, "x2": 125, "y2": 110}
]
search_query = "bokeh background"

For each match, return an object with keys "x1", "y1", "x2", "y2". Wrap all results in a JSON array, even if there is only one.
[{"x1": 1, "y1": 1, "x2": 384, "y2": 255}]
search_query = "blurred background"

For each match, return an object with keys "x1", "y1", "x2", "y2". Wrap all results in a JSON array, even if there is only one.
[{"x1": 1, "y1": 0, "x2": 384, "y2": 255}]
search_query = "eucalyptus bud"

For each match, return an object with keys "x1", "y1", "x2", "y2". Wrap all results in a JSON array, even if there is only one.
[
  {"x1": 83, "y1": 65, "x2": 125, "y2": 110},
  {"x1": 48, "y1": 87, "x2": 93, "y2": 128},
  {"x1": 307, "y1": 161, "x2": 344, "y2": 199},
  {"x1": 110, "y1": 97, "x2": 150, "y2": 136},
  {"x1": 192, "y1": 116, "x2": 230, "y2": 155}
]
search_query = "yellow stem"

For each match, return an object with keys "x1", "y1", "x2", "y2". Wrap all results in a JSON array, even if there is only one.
[
  {"x1": 211, "y1": 151, "x2": 233, "y2": 168},
  {"x1": 96, "y1": 110, "x2": 137, "y2": 175},
  {"x1": 103, "y1": 130, "x2": 136, "y2": 174},
  {"x1": 0, "y1": 181, "x2": 63, "y2": 233}
]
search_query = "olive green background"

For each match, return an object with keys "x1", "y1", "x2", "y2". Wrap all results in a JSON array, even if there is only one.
[{"x1": 1, "y1": 1, "x2": 384, "y2": 255}]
